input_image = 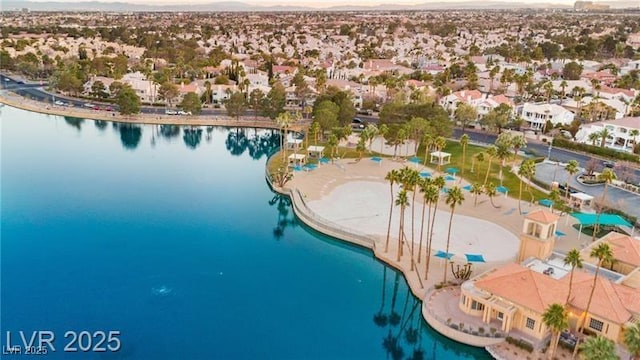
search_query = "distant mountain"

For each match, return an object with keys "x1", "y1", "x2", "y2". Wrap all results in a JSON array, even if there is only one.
[{"x1": 2, "y1": 0, "x2": 637, "y2": 12}]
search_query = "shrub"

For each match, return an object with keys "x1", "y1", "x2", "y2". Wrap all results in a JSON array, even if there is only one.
[
  {"x1": 552, "y1": 138, "x2": 640, "y2": 163},
  {"x1": 506, "y1": 336, "x2": 534, "y2": 353},
  {"x1": 479, "y1": 327, "x2": 485, "y2": 334},
  {"x1": 451, "y1": 324, "x2": 459, "y2": 330}
]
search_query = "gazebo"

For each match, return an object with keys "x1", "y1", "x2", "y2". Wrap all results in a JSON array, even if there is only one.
[
  {"x1": 288, "y1": 153, "x2": 306, "y2": 167},
  {"x1": 286, "y1": 138, "x2": 303, "y2": 151},
  {"x1": 430, "y1": 151, "x2": 451, "y2": 166},
  {"x1": 307, "y1": 145, "x2": 325, "y2": 159},
  {"x1": 569, "y1": 192, "x2": 594, "y2": 212}
]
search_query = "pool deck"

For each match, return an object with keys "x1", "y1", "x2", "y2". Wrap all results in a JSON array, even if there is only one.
[{"x1": 272, "y1": 155, "x2": 586, "y2": 358}]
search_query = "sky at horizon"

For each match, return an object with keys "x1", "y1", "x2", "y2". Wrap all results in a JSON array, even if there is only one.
[{"x1": 21, "y1": 0, "x2": 591, "y2": 7}]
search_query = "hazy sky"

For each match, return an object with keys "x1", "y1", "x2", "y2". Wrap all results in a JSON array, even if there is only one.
[{"x1": 26, "y1": 0, "x2": 582, "y2": 6}]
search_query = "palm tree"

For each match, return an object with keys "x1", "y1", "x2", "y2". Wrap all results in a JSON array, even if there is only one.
[
  {"x1": 588, "y1": 132, "x2": 601, "y2": 146},
  {"x1": 579, "y1": 336, "x2": 618, "y2": 360},
  {"x1": 396, "y1": 189, "x2": 410, "y2": 262},
  {"x1": 385, "y1": 170, "x2": 400, "y2": 252},
  {"x1": 598, "y1": 128, "x2": 612, "y2": 148},
  {"x1": 460, "y1": 134, "x2": 469, "y2": 177},
  {"x1": 403, "y1": 168, "x2": 421, "y2": 270},
  {"x1": 327, "y1": 134, "x2": 338, "y2": 162},
  {"x1": 564, "y1": 160, "x2": 580, "y2": 199},
  {"x1": 624, "y1": 322, "x2": 640, "y2": 360},
  {"x1": 592, "y1": 168, "x2": 617, "y2": 241},
  {"x1": 630, "y1": 129, "x2": 640, "y2": 151},
  {"x1": 423, "y1": 134, "x2": 434, "y2": 166},
  {"x1": 379, "y1": 124, "x2": 389, "y2": 155},
  {"x1": 563, "y1": 249, "x2": 583, "y2": 306},
  {"x1": 560, "y1": 80, "x2": 568, "y2": 105},
  {"x1": 275, "y1": 112, "x2": 293, "y2": 162},
  {"x1": 483, "y1": 145, "x2": 497, "y2": 186},
  {"x1": 543, "y1": 81, "x2": 554, "y2": 104},
  {"x1": 578, "y1": 243, "x2": 614, "y2": 334},
  {"x1": 434, "y1": 136, "x2": 447, "y2": 173},
  {"x1": 471, "y1": 183, "x2": 483, "y2": 207},
  {"x1": 417, "y1": 178, "x2": 430, "y2": 264},
  {"x1": 471, "y1": 152, "x2": 484, "y2": 177},
  {"x1": 517, "y1": 159, "x2": 535, "y2": 215},
  {"x1": 310, "y1": 121, "x2": 321, "y2": 146},
  {"x1": 511, "y1": 135, "x2": 527, "y2": 168},
  {"x1": 543, "y1": 303, "x2": 569, "y2": 360},
  {"x1": 442, "y1": 186, "x2": 464, "y2": 284},
  {"x1": 485, "y1": 182, "x2": 500, "y2": 208},
  {"x1": 423, "y1": 183, "x2": 441, "y2": 281}
]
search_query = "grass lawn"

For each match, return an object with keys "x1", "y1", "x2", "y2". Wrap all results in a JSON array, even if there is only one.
[{"x1": 267, "y1": 137, "x2": 549, "y2": 203}]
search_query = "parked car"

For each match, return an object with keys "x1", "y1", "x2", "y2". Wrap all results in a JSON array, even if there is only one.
[
  {"x1": 83, "y1": 103, "x2": 95, "y2": 108},
  {"x1": 178, "y1": 110, "x2": 192, "y2": 116},
  {"x1": 105, "y1": 106, "x2": 113, "y2": 111},
  {"x1": 351, "y1": 117, "x2": 366, "y2": 130},
  {"x1": 54, "y1": 100, "x2": 65, "y2": 106},
  {"x1": 165, "y1": 109, "x2": 178, "y2": 115},
  {"x1": 603, "y1": 161, "x2": 615, "y2": 168}
]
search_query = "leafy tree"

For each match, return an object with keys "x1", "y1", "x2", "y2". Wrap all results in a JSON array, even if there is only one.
[
  {"x1": 454, "y1": 103, "x2": 478, "y2": 131},
  {"x1": 225, "y1": 91, "x2": 247, "y2": 120},
  {"x1": 90, "y1": 80, "x2": 108, "y2": 99},
  {"x1": 249, "y1": 89, "x2": 265, "y2": 119},
  {"x1": 179, "y1": 92, "x2": 202, "y2": 115},
  {"x1": 117, "y1": 86, "x2": 140, "y2": 115},
  {"x1": 158, "y1": 81, "x2": 179, "y2": 107},
  {"x1": 482, "y1": 104, "x2": 512, "y2": 133},
  {"x1": 109, "y1": 81, "x2": 125, "y2": 99},
  {"x1": 562, "y1": 61, "x2": 583, "y2": 80},
  {"x1": 262, "y1": 82, "x2": 286, "y2": 119},
  {"x1": 313, "y1": 100, "x2": 339, "y2": 132}
]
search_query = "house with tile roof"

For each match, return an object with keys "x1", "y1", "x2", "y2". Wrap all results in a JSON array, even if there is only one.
[
  {"x1": 521, "y1": 103, "x2": 575, "y2": 131},
  {"x1": 459, "y1": 215, "x2": 640, "y2": 351},
  {"x1": 574, "y1": 117, "x2": 640, "y2": 153}
]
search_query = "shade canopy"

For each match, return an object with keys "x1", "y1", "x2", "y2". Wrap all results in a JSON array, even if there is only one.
[
  {"x1": 497, "y1": 186, "x2": 509, "y2": 194},
  {"x1": 409, "y1": 156, "x2": 421, "y2": 163},
  {"x1": 539, "y1": 199, "x2": 554, "y2": 207},
  {"x1": 370, "y1": 156, "x2": 382, "y2": 162},
  {"x1": 555, "y1": 230, "x2": 566, "y2": 237},
  {"x1": 571, "y1": 213, "x2": 632, "y2": 227},
  {"x1": 445, "y1": 175, "x2": 456, "y2": 181},
  {"x1": 465, "y1": 254, "x2": 485, "y2": 263},
  {"x1": 419, "y1": 171, "x2": 432, "y2": 178},
  {"x1": 446, "y1": 167, "x2": 460, "y2": 174},
  {"x1": 319, "y1": 157, "x2": 330, "y2": 164},
  {"x1": 462, "y1": 185, "x2": 473, "y2": 191},
  {"x1": 435, "y1": 250, "x2": 455, "y2": 260}
]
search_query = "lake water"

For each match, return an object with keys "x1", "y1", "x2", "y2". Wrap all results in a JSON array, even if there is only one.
[{"x1": 1, "y1": 105, "x2": 490, "y2": 359}]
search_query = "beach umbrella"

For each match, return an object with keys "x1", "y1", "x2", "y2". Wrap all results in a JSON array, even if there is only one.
[
  {"x1": 445, "y1": 167, "x2": 460, "y2": 174},
  {"x1": 435, "y1": 250, "x2": 455, "y2": 260},
  {"x1": 462, "y1": 185, "x2": 473, "y2": 191},
  {"x1": 409, "y1": 156, "x2": 421, "y2": 164},
  {"x1": 555, "y1": 230, "x2": 566, "y2": 237},
  {"x1": 319, "y1": 157, "x2": 330, "y2": 164},
  {"x1": 445, "y1": 175, "x2": 456, "y2": 181},
  {"x1": 539, "y1": 199, "x2": 554, "y2": 208},
  {"x1": 419, "y1": 171, "x2": 432, "y2": 178},
  {"x1": 496, "y1": 186, "x2": 509, "y2": 194},
  {"x1": 465, "y1": 254, "x2": 485, "y2": 263}
]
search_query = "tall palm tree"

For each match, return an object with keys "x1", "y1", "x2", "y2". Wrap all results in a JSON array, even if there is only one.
[
  {"x1": 579, "y1": 336, "x2": 618, "y2": 360},
  {"x1": 563, "y1": 249, "x2": 583, "y2": 306},
  {"x1": 434, "y1": 136, "x2": 447, "y2": 173},
  {"x1": 485, "y1": 182, "x2": 500, "y2": 208},
  {"x1": 592, "y1": 168, "x2": 617, "y2": 242},
  {"x1": 517, "y1": 159, "x2": 535, "y2": 215},
  {"x1": 417, "y1": 178, "x2": 430, "y2": 264},
  {"x1": 511, "y1": 135, "x2": 527, "y2": 167},
  {"x1": 396, "y1": 189, "x2": 410, "y2": 262},
  {"x1": 403, "y1": 168, "x2": 421, "y2": 270},
  {"x1": 385, "y1": 170, "x2": 400, "y2": 252},
  {"x1": 460, "y1": 134, "x2": 469, "y2": 177},
  {"x1": 471, "y1": 183, "x2": 483, "y2": 207},
  {"x1": 422, "y1": 134, "x2": 434, "y2": 166},
  {"x1": 379, "y1": 124, "x2": 389, "y2": 155},
  {"x1": 543, "y1": 81, "x2": 554, "y2": 104},
  {"x1": 629, "y1": 129, "x2": 640, "y2": 151},
  {"x1": 598, "y1": 128, "x2": 612, "y2": 148},
  {"x1": 564, "y1": 160, "x2": 580, "y2": 199},
  {"x1": 442, "y1": 186, "x2": 464, "y2": 284},
  {"x1": 471, "y1": 152, "x2": 484, "y2": 177},
  {"x1": 559, "y1": 80, "x2": 568, "y2": 105},
  {"x1": 483, "y1": 145, "x2": 497, "y2": 186},
  {"x1": 542, "y1": 303, "x2": 569, "y2": 360},
  {"x1": 624, "y1": 322, "x2": 640, "y2": 360},
  {"x1": 588, "y1": 132, "x2": 601, "y2": 146},
  {"x1": 275, "y1": 112, "x2": 293, "y2": 162},
  {"x1": 423, "y1": 183, "x2": 441, "y2": 281},
  {"x1": 578, "y1": 243, "x2": 614, "y2": 334}
]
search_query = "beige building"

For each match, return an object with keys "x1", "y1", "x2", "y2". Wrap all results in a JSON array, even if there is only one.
[{"x1": 459, "y1": 210, "x2": 640, "y2": 350}]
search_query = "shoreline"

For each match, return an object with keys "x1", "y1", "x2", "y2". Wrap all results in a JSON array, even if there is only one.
[{"x1": 0, "y1": 91, "x2": 308, "y2": 130}]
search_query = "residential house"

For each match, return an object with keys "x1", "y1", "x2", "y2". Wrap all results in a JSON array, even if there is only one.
[
  {"x1": 520, "y1": 103, "x2": 575, "y2": 131},
  {"x1": 575, "y1": 117, "x2": 640, "y2": 153},
  {"x1": 440, "y1": 89, "x2": 484, "y2": 113}
]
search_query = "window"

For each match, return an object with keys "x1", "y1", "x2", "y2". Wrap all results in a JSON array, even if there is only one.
[
  {"x1": 526, "y1": 317, "x2": 535, "y2": 330},
  {"x1": 497, "y1": 312, "x2": 504, "y2": 321},
  {"x1": 527, "y1": 222, "x2": 542, "y2": 238},
  {"x1": 461, "y1": 295, "x2": 467, "y2": 305},
  {"x1": 589, "y1": 318, "x2": 604, "y2": 332},
  {"x1": 471, "y1": 300, "x2": 484, "y2": 311},
  {"x1": 547, "y1": 225, "x2": 555, "y2": 239}
]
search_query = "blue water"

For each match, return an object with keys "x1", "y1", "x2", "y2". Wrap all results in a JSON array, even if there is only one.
[{"x1": 1, "y1": 106, "x2": 490, "y2": 359}]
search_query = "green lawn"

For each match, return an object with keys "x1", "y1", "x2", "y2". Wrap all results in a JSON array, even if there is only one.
[{"x1": 267, "y1": 137, "x2": 550, "y2": 203}]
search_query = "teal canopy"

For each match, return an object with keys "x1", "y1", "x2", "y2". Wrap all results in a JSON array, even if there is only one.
[{"x1": 571, "y1": 213, "x2": 632, "y2": 227}]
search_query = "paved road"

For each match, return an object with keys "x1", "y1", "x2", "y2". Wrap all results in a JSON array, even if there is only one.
[
  {"x1": 534, "y1": 162, "x2": 640, "y2": 221},
  {"x1": 0, "y1": 73, "x2": 380, "y2": 123},
  {"x1": 454, "y1": 128, "x2": 640, "y2": 184}
]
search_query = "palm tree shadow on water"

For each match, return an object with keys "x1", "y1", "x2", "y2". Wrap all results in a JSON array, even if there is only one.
[
  {"x1": 227, "y1": 127, "x2": 280, "y2": 160},
  {"x1": 64, "y1": 116, "x2": 84, "y2": 130},
  {"x1": 268, "y1": 193, "x2": 298, "y2": 240},
  {"x1": 183, "y1": 127, "x2": 203, "y2": 150}
]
